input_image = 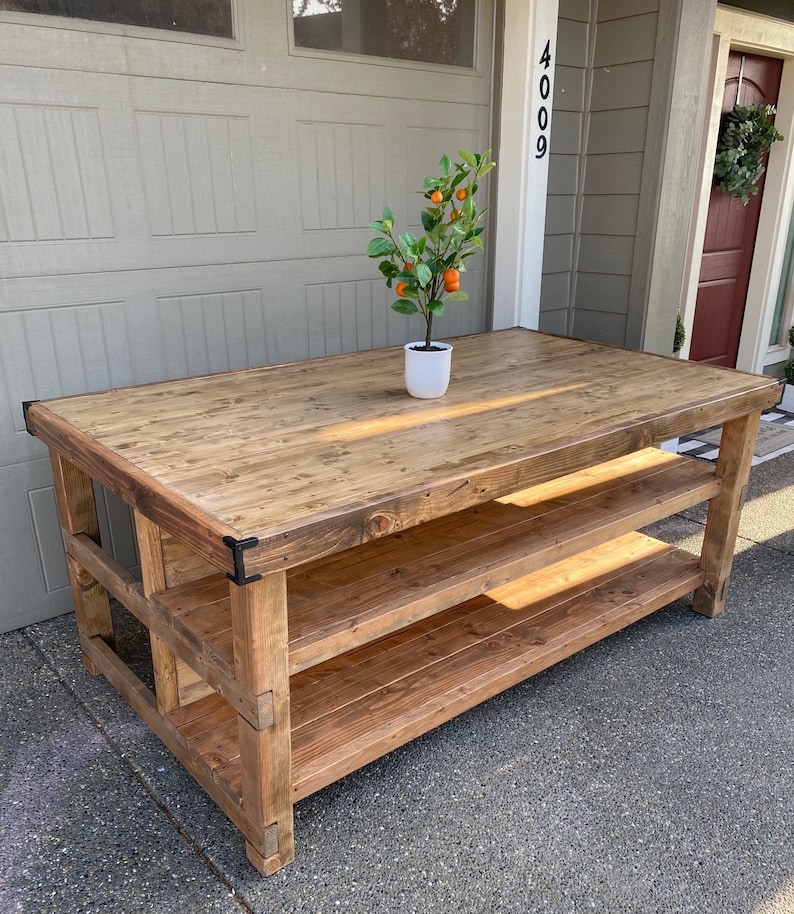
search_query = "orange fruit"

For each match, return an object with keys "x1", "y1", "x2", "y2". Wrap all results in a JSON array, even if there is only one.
[
  {"x1": 404, "y1": 262, "x2": 413, "y2": 271},
  {"x1": 455, "y1": 188, "x2": 468, "y2": 201},
  {"x1": 443, "y1": 268, "x2": 460, "y2": 284},
  {"x1": 450, "y1": 208, "x2": 461, "y2": 220},
  {"x1": 445, "y1": 281, "x2": 460, "y2": 293},
  {"x1": 396, "y1": 281, "x2": 409, "y2": 297},
  {"x1": 430, "y1": 190, "x2": 443, "y2": 204}
]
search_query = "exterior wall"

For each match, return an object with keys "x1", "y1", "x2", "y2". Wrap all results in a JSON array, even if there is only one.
[
  {"x1": 540, "y1": 1, "x2": 661, "y2": 345},
  {"x1": 575, "y1": 1, "x2": 660, "y2": 346},
  {"x1": 540, "y1": 0, "x2": 716, "y2": 355},
  {"x1": 538, "y1": 0, "x2": 589, "y2": 336}
]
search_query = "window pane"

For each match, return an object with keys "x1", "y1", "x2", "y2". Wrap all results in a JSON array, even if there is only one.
[
  {"x1": 770, "y1": 205, "x2": 794, "y2": 347},
  {"x1": 0, "y1": 0, "x2": 234, "y2": 38},
  {"x1": 293, "y1": 0, "x2": 476, "y2": 68}
]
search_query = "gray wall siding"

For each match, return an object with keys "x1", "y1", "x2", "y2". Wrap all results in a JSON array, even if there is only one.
[
  {"x1": 541, "y1": 2, "x2": 661, "y2": 345},
  {"x1": 539, "y1": 1, "x2": 590, "y2": 335}
]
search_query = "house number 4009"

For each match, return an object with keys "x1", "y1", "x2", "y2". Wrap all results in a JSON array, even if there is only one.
[{"x1": 536, "y1": 39, "x2": 552, "y2": 159}]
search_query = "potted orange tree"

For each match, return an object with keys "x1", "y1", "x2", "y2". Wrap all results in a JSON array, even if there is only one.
[{"x1": 367, "y1": 149, "x2": 495, "y2": 397}]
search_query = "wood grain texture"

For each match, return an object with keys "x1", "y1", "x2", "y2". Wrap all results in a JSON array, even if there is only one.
[
  {"x1": 151, "y1": 448, "x2": 719, "y2": 676},
  {"x1": 692, "y1": 411, "x2": 761, "y2": 616},
  {"x1": 80, "y1": 633, "x2": 277, "y2": 860},
  {"x1": 134, "y1": 511, "x2": 180, "y2": 714},
  {"x1": 49, "y1": 451, "x2": 114, "y2": 673},
  {"x1": 166, "y1": 532, "x2": 702, "y2": 803},
  {"x1": 230, "y1": 573, "x2": 295, "y2": 874},
  {"x1": 65, "y1": 531, "x2": 272, "y2": 730},
  {"x1": 27, "y1": 330, "x2": 781, "y2": 574}
]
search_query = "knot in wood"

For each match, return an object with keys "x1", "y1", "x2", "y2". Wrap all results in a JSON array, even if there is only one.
[{"x1": 366, "y1": 513, "x2": 399, "y2": 536}]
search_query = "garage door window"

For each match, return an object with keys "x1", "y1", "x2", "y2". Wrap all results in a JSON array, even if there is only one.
[
  {"x1": 0, "y1": 0, "x2": 234, "y2": 38},
  {"x1": 293, "y1": 0, "x2": 476, "y2": 67}
]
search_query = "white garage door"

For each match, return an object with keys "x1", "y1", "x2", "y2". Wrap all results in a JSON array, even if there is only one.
[{"x1": 0, "y1": 1, "x2": 495, "y2": 630}]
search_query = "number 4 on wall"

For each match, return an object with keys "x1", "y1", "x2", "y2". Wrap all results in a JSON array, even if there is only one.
[{"x1": 536, "y1": 39, "x2": 552, "y2": 159}]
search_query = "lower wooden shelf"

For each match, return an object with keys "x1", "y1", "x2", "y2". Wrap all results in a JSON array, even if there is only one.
[{"x1": 165, "y1": 531, "x2": 703, "y2": 805}]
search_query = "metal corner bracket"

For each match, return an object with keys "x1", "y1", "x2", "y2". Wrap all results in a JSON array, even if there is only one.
[
  {"x1": 22, "y1": 400, "x2": 40, "y2": 436},
  {"x1": 223, "y1": 535, "x2": 263, "y2": 586}
]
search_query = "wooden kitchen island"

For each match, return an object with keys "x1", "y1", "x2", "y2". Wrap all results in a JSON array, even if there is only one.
[{"x1": 24, "y1": 328, "x2": 782, "y2": 875}]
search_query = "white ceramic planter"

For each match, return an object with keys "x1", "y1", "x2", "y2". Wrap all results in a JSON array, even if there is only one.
[
  {"x1": 404, "y1": 341, "x2": 453, "y2": 399},
  {"x1": 780, "y1": 381, "x2": 794, "y2": 413}
]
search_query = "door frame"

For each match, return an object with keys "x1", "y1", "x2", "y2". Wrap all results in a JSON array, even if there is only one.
[{"x1": 680, "y1": 6, "x2": 794, "y2": 373}]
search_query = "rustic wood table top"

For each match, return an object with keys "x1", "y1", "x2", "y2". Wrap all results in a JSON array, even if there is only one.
[{"x1": 26, "y1": 328, "x2": 782, "y2": 578}]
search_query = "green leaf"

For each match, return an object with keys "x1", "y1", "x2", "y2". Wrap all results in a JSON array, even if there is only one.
[
  {"x1": 415, "y1": 262, "x2": 432, "y2": 287},
  {"x1": 443, "y1": 291, "x2": 469, "y2": 301},
  {"x1": 382, "y1": 206, "x2": 394, "y2": 221},
  {"x1": 459, "y1": 149, "x2": 478, "y2": 167},
  {"x1": 369, "y1": 217, "x2": 394, "y2": 233},
  {"x1": 367, "y1": 237, "x2": 396, "y2": 257},
  {"x1": 476, "y1": 161, "x2": 496, "y2": 180},
  {"x1": 420, "y1": 209, "x2": 436, "y2": 232},
  {"x1": 439, "y1": 154, "x2": 451, "y2": 176},
  {"x1": 399, "y1": 232, "x2": 419, "y2": 257},
  {"x1": 391, "y1": 300, "x2": 419, "y2": 315},
  {"x1": 468, "y1": 235, "x2": 484, "y2": 251},
  {"x1": 427, "y1": 300, "x2": 445, "y2": 317},
  {"x1": 379, "y1": 260, "x2": 399, "y2": 278}
]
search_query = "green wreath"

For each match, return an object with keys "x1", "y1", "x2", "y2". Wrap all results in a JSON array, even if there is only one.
[{"x1": 713, "y1": 104, "x2": 784, "y2": 205}]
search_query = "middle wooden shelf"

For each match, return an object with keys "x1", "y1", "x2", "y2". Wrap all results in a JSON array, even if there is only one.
[{"x1": 151, "y1": 447, "x2": 719, "y2": 679}]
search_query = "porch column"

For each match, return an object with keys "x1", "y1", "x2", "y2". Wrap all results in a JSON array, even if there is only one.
[{"x1": 492, "y1": 0, "x2": 559, "y2": 331}]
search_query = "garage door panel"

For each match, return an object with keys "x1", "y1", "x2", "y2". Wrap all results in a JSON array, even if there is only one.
[
  {"x1": 0, "y1": 6, "x2": 493, "y2": 630},
  {"x1": 0, "y1": 459, "x2": 71, "y2": 632},
  {"x1": 1, "y1": 80, "x2": 492, "y2": 278},
  {"x1": 0, "y1": 460, "x2": 135, "y2": 633},
  {"x1": 297, "y1": 120, "x2": 386, "y2": 233},
  {"x1": 0, "y1": 100, "x2": 114, "y2": 244},
  {"x1": 0, "y1": 300, "x2": 133, "y2": 467},
  {"x1": 293, "y1": 92, "x2": 490, "y2": 243},
  {"x1": 136, "y1": 109, "x2": 257, "y2": 238}
]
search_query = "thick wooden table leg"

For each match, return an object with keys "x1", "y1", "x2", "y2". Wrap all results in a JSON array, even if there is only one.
[
  {"x1": 133, "y1": 511, "x2": 180, "y2": 715},
  {"x1": 230, "y1": 571, "x2": 295, "y2": 874},
  {"x1": 692, "y1": 411, "x2": 760, "y2": 617},
  {"x1": 49, "y1": 451, "x2": 114, "y2": 675}
]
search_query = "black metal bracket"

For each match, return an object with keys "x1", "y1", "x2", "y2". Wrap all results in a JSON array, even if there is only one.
[
  {"x1": 22, "y1": 400, "x2": 40, "y2": 436},
  {"x1": 223, "y1": 535, "x2": 262, "y2": 586}
]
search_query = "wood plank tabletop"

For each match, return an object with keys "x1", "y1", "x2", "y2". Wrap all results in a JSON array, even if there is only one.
[{"x1": 26, "y1": 329, "x2": 782, "y2": 576}]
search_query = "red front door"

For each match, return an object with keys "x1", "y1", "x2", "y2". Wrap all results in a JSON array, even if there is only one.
[{"x1": 690, "y1": 51, "x2": 783, "y2": 367}]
